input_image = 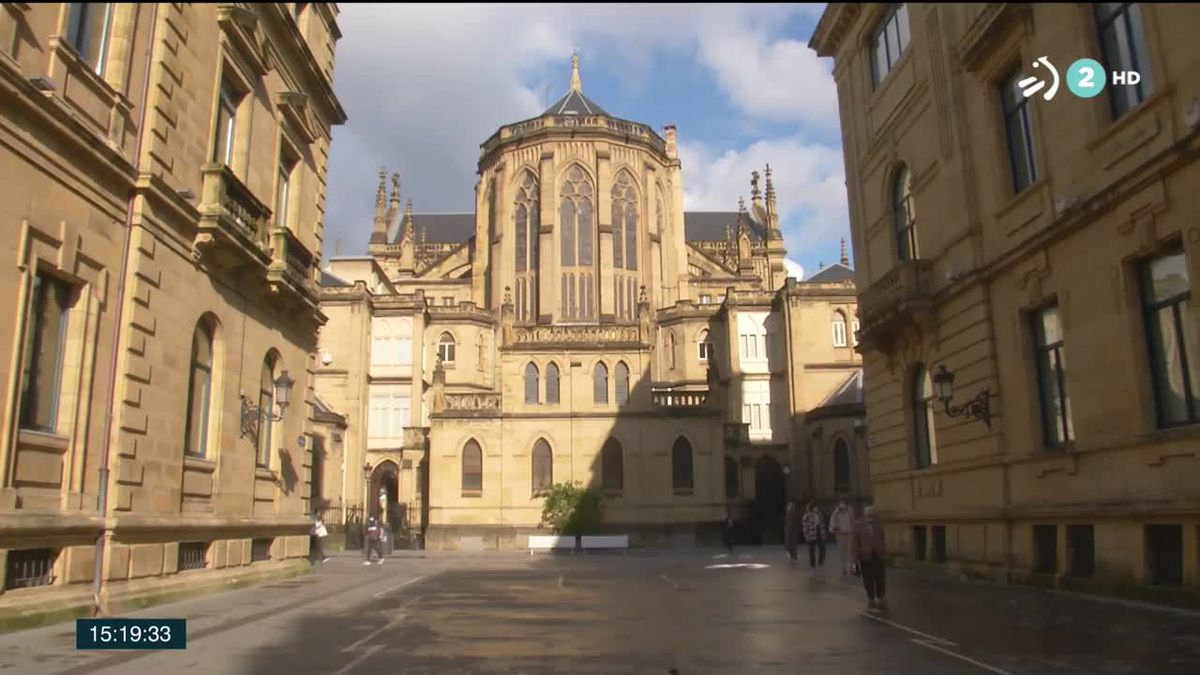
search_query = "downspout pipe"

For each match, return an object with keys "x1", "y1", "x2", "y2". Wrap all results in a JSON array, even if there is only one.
[{"x1": 93, "y1": 1, "x2": 160, "y2": 616}]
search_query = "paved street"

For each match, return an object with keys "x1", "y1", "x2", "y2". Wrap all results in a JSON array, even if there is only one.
[{"x1": 1, "y1": 546, "x2": 1198, "y2": 674}]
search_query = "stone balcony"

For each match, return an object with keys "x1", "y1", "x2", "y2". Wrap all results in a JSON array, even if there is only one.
[
  {"x1": 481, "y1": 114, "x2": 666, "y2": 158},
  {"x1": 505, "y1": 323, "x2": 643, "y2": 349},
  {"x1": 857, "y1": 259, "x2": 936, "y2": 350},
  {"x1": 401, "y1": 426, "x2": 428, "y2": 451},
  {"x1": 438, "y1": 392, "x2": 502, "y2": 417},
  {"x1": 652, "y1": 389, "x2": 714, "y2": 416},
  {"x1": 267, "y1": 226, "x2": 320, "y2": 309},
  {"x1": 194, "y1": 164, "x2": 272, "y2": 271},
  {"x1": 724, "y1": 422, "x2": 751, "y2": 445}
]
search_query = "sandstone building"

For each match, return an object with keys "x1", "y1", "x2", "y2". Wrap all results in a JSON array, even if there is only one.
[
  {"x1": 0, "y1": 2, "x2": 344, "y2": 625},
  {"x1": 812, "y1": 3, "x2": 1200, "y2": 597},
  {"x1": 316, "y1": 56, "x2": 868, "y2": 550}
]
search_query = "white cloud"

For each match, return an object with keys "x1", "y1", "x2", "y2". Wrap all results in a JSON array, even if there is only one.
[
  {"x1": 784, "y1": 259, "x2": 805, "y2": 281},
  {"x1": 323, "y1": 4, "x2": 840, "y2": 259},
  {"x1": 693, "y1": 6, "x2": 839, "y2": 130},
  {"x1": 677, "y1": 136, "x2": 848, "y2": 260}
]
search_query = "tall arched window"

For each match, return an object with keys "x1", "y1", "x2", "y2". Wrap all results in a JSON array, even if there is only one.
[
  {"x1": 559, "y1": 165, "x2": 595, "y2": 320},
  {"x1": 913, "y1": 363, "x2": 938, "y2": 468},
  {"x1": 697, "y1": 329, "x2": 713, "y2": 362},
  {"x1": 832, "y1": 310, "x2": 848, "y2": 347},
  {"x1": 833, "y1": 437, "x2": 851, "y2": 492},
  {"x1": 462, "y1": 439, "x2": 482, "y2": 493},
  {"x1": 611, "y1": 171, "x2": 639, "y2": 322},
  {"x1": 593, "y1": 362, "x2": 609, "y2": 405},
  {"x1": 893, "y1": 165, "x2": 917, "y2": 261},
  {"x1": 184, "y1": 317, "x2": 217, "y2": 458},
  {"x1": 524, "y1": 362, "x2": 539, "y2": 404},
  {"x1": 546, "y1": 362, "x2": 560, "y2": 405},
  {"x1": 257, "y1": 352, "x2": 279, "y2": 468},
  {"x1": 514, "y1": 170, "x2": 539, "y2": 322},
  {"x1": 667, "y1": 331, "x2": 677, "y2": 370},
  {"x1": 437, "y1": 332, "x2": 456, "y2": 365},
  {"x1": 671, "y1": 436, "x2": 694, "y2": 492},
  {"x1": 724, "y1": 456, "x2": 739, "y2": 498},
  {"x1": 601, "y1": 438, "x2": 624, "y2": 491},
  {"x1": 532, "y1": 438, "x2": 553, "y2": 493},
  {"x1": 615, "y1": 361, "x2": 630, "y2": 405}
]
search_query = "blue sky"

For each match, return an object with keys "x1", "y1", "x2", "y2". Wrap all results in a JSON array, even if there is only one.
[{"x1": 324, "y1": 3, "x2": 848, "y2": 279}]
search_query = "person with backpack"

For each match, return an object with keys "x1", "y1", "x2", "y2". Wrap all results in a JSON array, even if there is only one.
[
  {"x1": 363, "y1": 515, "x2": 384, "y2": 565},
  {"x1": 802, "y1": 502, "x2": 826, "y2": 572}
]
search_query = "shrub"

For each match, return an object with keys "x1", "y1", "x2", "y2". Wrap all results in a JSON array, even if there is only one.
[{"x1": 537, "y1": 482, "x2": 605, "y2": 536}]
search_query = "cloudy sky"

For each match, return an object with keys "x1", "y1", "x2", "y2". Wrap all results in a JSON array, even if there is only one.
[{"x1": 323, "y1": 3, "x2": 848, "y2": 279}]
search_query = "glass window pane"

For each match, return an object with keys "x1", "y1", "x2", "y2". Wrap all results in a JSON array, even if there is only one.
[
  {"x1": 1039, "y1": 306, "x2": 1061, "y2": 345},
  {"x1": 515, "y1": 203, "x2": 527, "y2": 271},
  {"x1": 886, "y1": 14, "x2": 902, "y2": 66},
  {"x1": 525, "y1": 363, "x2": 539, "y2": 404},
  {"x1": 1178, "y1": 300, "x2": 1200, "y2": 413},
  {"x1": 896, "y1": 4, "x2": 911, "y2": 52},
  {"x1": 626, "y1": 204, "x2": 638, "y2": 270},
  {"x1": 559, "y1": 199, "x2": 575, "y2": 266},
  {"x1": 579, "y1": 197, "x2": 593, "y2": 265},
  {"x1": 1125, "y1": 4, "x2": 1153, "y2": 97},
  {"x1": 1149, "y1": 306, "x2": 1189, "y2": 424},
  {"x1": 872, "y1": 35, "x2": 889, "y2": 85},
  {"x1": 19, "y1": 275, "x2": 71, "y2": 431},
  {"x1": 1147, "y1": 252, "x2": 1189, "y2": 304}
]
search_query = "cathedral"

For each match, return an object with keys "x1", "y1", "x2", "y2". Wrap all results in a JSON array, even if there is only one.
[{"x1": 315, "y1": 56, "x2": 867, "y2": 550}]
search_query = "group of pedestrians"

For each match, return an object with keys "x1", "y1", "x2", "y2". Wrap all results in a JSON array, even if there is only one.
[
  {"x1": 782, "y1": 498, "x2": 888, "y2": 610},
  {"x1": 308, "y1": 510, "x2": 389, "y2": 566}
]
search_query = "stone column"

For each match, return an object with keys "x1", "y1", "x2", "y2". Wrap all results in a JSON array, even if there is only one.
[
  {"x1": 537, "y1": 150, "x2": 556, "y2": 324},
  {"x1": 596, "y1": 145, "x2": 615, "y2": 322}
]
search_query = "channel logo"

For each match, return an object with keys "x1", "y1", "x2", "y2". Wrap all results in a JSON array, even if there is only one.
[
  {"x1": 1018, "y1": 56, "x2": 1060, "y2": 101},
  {"x1": 1021, "y1": 56, "x2": 1143, "y2": 101}
]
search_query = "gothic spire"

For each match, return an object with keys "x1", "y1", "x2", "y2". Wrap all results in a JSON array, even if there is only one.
[
  {"x1": 385, "y1": 172, "x2": 401, "y2": 233},
  {"x1": 570, "y1": 49, "x2": 582, "y2": 92},
  {"x1": 370, "y1": 166, "x2": 388, "y2": 244},
  {"x1": 840, "y1": 237, "x2": 849, "y2": 266}
]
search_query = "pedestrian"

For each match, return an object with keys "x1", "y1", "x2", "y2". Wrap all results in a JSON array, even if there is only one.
[
  {"x1": 363, "y1": 515, "x2": 384, "y2": 565},
  {"x1": 720, "y1": 509, "x2": 736, "y2": 554},
  {"x1": 311, "y1": 510, "x2": 330, "y2": 564},
  {"x1": 829, "y1": 499, "x2": 856, "y2": 578},
  {"x1": 784, "y1": 501, "x2": 802, "y2": 565},
  {"x1": 853, "y1": 505, "x2": 887, "y2": 610},
  {"x1": 802, "y1": 502, "x2": 826, "y2": 572}
]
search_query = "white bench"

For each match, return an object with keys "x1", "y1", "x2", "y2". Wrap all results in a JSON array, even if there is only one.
[
  {"x1": 528, "y1": 535, "x2": 575, "y2": 554},
  {"x1": 580, "y1": 535, "x2": 629, "y2": 553}
]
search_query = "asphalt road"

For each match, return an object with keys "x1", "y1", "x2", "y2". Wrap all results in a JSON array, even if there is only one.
[{"x1": 1, "y1": 546, "x2": 1198, "y2": 674}]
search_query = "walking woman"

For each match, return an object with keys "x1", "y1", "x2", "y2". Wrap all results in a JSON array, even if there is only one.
[{"x1": 784, "y1": 501, "x2": 802, "y2": 564}]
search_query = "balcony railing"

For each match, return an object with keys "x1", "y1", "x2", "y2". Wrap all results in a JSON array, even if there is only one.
[
  {"x1": 195, "y1": 164, "x2": 271, "y2": 267},
  {"x1": 724, "y1": 422, "x2": 750, "y2": 445},
  {"x1": 509, "y1": 324, "x2": 641, "y2": 347},
  {"x1": 402, "y1": 427, "x2": 429, "y2": 450},
  {"x1": 858, "y1": 259, "x2": 936, "y2": 342},
  {"x1": 482, "y1": 115, "x2": 666, "y2": 156},
  {"x1": 268, "y1": 226, "x2": 319, "y2": 306},
  {"x1": 443, "y1": 392, "x2": 502, "y2": 412},
  {"x1": 652, "y1": 389, "x2": 711, "y2": 412}
]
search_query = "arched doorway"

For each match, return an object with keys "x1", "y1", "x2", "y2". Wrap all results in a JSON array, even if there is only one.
[
  {"x1": 370, "y1": 460, "x2": 400, "y2": 524},
  {"x1": 754, "y1": 456, "x2": 786, "y2": 544}
]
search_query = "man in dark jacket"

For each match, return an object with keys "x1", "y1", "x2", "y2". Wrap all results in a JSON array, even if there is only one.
[
  {"x1": 852, "y1": 505, "x2": 887, "y2": 609},
  {"x1": 363, "y1": 516, "x2": 384, "y2": 565},
  {"x1": 784, "y1": 501, "x2": 802, "y2": 564}
]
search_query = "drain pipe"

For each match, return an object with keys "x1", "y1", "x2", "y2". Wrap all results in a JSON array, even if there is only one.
[{"x1": 92, "y1": 2, "x2": 160, "y2": 616}]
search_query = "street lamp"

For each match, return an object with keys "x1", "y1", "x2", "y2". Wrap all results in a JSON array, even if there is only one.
[
  {"x1": 931, "y1": 364, "x2": 993, "y2": 429},
  {"x1": 239, "y1": 370, "x2": 295, "y2": 441}
]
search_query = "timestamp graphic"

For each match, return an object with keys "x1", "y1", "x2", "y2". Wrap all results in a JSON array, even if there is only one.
[{"x1": 76, "y1": 618, "x2": 187, "y2": 650}]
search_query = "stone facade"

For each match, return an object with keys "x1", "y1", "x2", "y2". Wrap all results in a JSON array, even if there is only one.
[
  {"x1": 316, "y1": 57, "x2": 866, "y2": 551},
  {"x1": 812, "y1": 3, "x2": 1200, "y2": 596},
  {"x1": 0, "y1": 3, "x2": 345, "y2": 625}
]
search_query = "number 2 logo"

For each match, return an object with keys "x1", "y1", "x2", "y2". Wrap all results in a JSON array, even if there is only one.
[{"x1": 1067, "y1": 58, "x2": 1106, "y2": 98}]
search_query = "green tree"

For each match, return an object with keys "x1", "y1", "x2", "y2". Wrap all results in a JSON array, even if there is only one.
[{"x1": 537, "y1": 482, "x2": 605, "y2": 536}]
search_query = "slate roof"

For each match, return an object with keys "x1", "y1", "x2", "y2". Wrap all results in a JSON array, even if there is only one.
[
  {"x1": 390, "y1": 211, "x2": 763, "y2": 245},
  {"x1": 815, "y1": 370, "x2": 863, "y2": 409},
  {"x1": 321, "y1": 270, "x2": 350, "y2": 287},
  {"x1": 542, "y1": 89, "x2": 609, "y2": 116},
  {"x1": 802, "y1": 262, "x2": 854, "y2": 284}
]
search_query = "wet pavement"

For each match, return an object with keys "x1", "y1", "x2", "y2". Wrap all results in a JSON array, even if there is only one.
[{"x1": 0, "y1": 546, "x2": 1198, "y2": 674}]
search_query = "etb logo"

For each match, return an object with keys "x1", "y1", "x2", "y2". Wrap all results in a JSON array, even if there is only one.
[{"x1": 1020, "y1": 57, "x2": 1141, "y2": 101}]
